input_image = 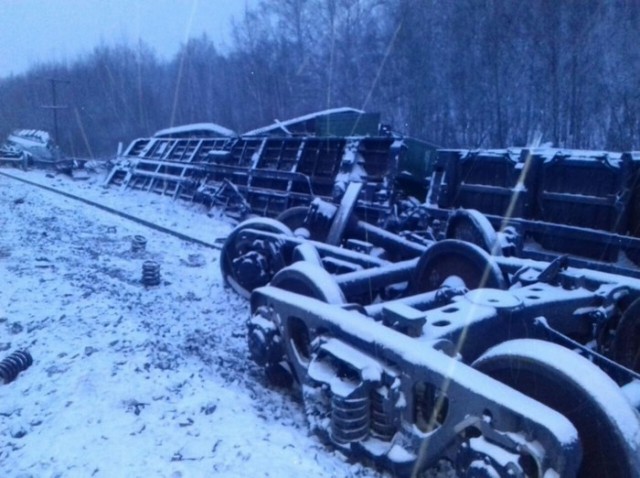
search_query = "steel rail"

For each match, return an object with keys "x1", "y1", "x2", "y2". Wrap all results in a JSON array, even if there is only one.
[{"x1": 0, "y1": 170, "x2": 224, "y2": 249}]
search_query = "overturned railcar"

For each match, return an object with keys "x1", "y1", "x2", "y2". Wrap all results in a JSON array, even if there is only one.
[
  {"x1": 105, "y1": 108, "x2": 435, "y2": 224},
  {"x1": 220, "y1": 187, "x2": 640, "y2": 477},
  {"x1": 425, "y1": 148, "x2": 640, "y2": 277}
]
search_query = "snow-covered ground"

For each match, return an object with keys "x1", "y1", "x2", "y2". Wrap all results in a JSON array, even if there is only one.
[{"x1": 0, "y1": 168, "x2": 387, "y2": 478}]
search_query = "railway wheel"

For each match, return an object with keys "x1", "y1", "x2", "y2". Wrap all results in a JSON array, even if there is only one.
[
  {"x1": 611, "y1": 296, "x2": 640, "y2": 373},
  {"x1": 410, "y1": 239, "x2": 506, "y2": 293},
  {"x1": 269, "y1": 261, "x2": 345, "y2": 305},
  {"x1": 445, "y1": 209, "x2": 500, "y2": 255},
  {"x1": 254, "y1": 262, "x2": 345, "y2": 387},
  {"x1": 474, "y1": 339, "x2": 640, "y2": 478},
  {"x1": 220, "y1": 217, "x2": 293, "y2": 298}
]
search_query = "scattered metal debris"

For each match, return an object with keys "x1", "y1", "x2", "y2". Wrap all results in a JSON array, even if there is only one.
[
  {"x1": 131, "y1": 235, "x2": 147, "y2": 253},
  {"x1": 0, "y1": 350, "x2": 33, "y2": 384},
  {"x1": 142, "y1": 260, "x2": 161, "y2": 286},
  {"x1": 0, "y1": 129, "x2": 88, "y2": 175}
]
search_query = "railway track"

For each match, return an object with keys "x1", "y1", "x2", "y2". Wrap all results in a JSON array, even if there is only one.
[{"x1": 0, "y1": 170, "x2": 226, "y2": 249}]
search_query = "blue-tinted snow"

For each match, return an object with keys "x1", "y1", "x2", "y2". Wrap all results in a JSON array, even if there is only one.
[{"x1": 0, "y1": 169, "x2": 385, "y2": 478}]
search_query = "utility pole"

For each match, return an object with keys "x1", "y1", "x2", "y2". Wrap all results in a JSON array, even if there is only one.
[{"x1": 41, "y1": 78, "x2": 70, "y2": 146}]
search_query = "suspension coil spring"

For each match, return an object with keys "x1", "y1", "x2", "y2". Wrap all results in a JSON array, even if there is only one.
[
  {"x1": 131, "y1": 235, "x2": 147, "y2": 252},
  {"x1": 370, "y1": 388, "x2": 396, "y2": 440},
  {"x1": 331, "y1": 394, "x2": 370, "y2": 444},
  {"x1": 142, "y1": 260, "x2": 161, "y2": 286},
  {"x1": 0, "y1": 350, "x2": 33, "y2": 384}
]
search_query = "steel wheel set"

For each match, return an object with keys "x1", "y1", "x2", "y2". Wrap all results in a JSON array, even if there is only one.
[{"x1": 221, "y1": 184, "x2": 640, "y2": 478}]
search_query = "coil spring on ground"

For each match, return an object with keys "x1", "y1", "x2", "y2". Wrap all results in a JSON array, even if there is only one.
[
  {"x1": 0, "y1": 350, "x2": 33, "y2": 384},
  {"x1": 131, "y1": 235, "x2": 147, "y2": 252},
  {"x1": 142, "y1": 260, "x2": 161, "y2": 286},
  {"x1": 331, "y1": 394, "x2": 370, "y2": 444}
]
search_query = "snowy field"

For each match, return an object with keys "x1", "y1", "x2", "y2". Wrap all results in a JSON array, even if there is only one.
[{"x1": 0, "y1": 168, "x2": 387, "y2": 478}]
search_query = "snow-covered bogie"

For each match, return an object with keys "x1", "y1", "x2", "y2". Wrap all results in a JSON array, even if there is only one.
[{"x1": 225, "y1": 212, "x2": 640, "y2": 476}]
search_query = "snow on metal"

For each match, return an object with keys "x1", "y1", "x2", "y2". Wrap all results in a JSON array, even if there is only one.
[
  {"x1": 243, "y1": 107, "x2": 366, "y2": 136},
  {"x1": 222, "y1": 180, "x2": 640, "y2": 475},
  {"x1": 153, "y1": 122, "x2": 236, "y2": 138}
]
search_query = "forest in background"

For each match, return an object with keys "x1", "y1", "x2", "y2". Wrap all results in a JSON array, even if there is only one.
[{"x1": 0, "y1": 0, "x2": 638, "y2": 157}]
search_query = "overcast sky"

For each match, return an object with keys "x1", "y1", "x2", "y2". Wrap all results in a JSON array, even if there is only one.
[{"x1": 0, "y1": 0, "x2": 255, "y2": 79}]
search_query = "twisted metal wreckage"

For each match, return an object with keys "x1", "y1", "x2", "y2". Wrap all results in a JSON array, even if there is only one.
[
  {"x1": 0, "y1": 129, "x2": 90, "y2": 180},
  {"x1": 7, "y1": 108, "x2": 640, "y2": 476},
  {"x1": 112, "y1": 108, "x2": 640, "y2": 477},
  {"x1": 218, "y1": 175, "x2": 640, "y2": 476}
]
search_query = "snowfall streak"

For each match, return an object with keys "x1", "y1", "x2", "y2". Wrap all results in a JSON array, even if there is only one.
[{"x1": 0, "y1": 171, "x2": 224, "y2": 249}]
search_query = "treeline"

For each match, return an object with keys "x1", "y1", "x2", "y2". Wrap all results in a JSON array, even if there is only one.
[{"x1": 1, "y1": 0, "x2": 639, "y2": 157}]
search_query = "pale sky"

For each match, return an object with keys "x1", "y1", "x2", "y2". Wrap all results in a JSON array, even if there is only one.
[{"x1": 0, "y1": 0, "x2": 255, "y2": 79}]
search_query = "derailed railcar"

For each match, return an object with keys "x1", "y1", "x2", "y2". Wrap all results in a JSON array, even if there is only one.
[
  {"x1": 105, "y1": 108, "x2": 436, "y2": 223},
  {"x1": 426, "y1": 148, "x2": 640, "y2": 275},
  {"x1": 220, "y1": 190, "x2": 640, "y2": 477}
]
